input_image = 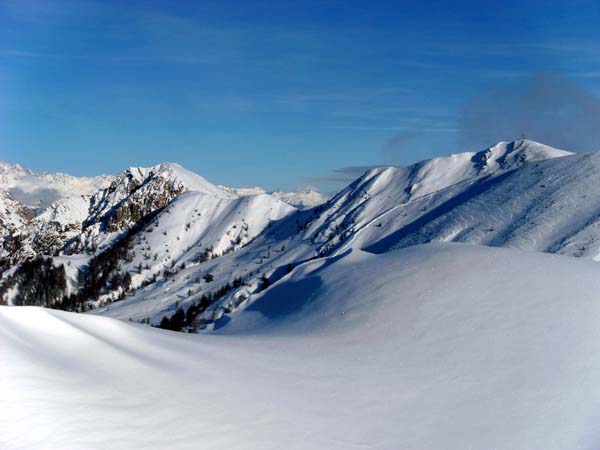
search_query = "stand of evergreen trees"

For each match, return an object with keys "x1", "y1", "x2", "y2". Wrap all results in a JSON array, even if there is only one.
[
  {"x1": 158, "y1": 276, "x2": 246, "y2": 332},
  {"x1": 4, "y1": 257, "x2": 68, "y2": 308},
  {"x1": 65, "y1": 209, "x2": 161, "y2": 310}
]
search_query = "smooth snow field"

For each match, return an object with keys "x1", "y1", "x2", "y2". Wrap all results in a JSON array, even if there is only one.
[{"x1": 3, "y1": 243, "x2": 600, "y2": 450}]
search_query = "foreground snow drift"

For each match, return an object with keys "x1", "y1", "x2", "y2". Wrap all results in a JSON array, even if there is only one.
[{"x1": 3, "y1": 243, "x2": 600, "y2": 450}]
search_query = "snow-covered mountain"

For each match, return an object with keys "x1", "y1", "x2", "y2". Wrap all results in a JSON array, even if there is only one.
[
  {"x1": 272, "y1": 189, "x2": 328, "y2": 208},
  {"x1": 5, "y1": 243, "x2": 600, "y2": 450},
  {"x1": 302, "y1": 140, "x2": 573, "y2": 253},
  {"x1": 86, "y1": 139, "x2": 584, "y2": 326},
  {"x1": 222, "y1": 185, "x2": 328, "y2": 208},
  {"x1": 0, "y1": 160, "x2": 297, "y2": 308},
  {"x1": 0, "y1": 161, "x2": 112, "y2": 211},
  {"x1": 2, "y1": 139, "x2": 597, "y2": 327},
  {"x1": 77, "y1": 163, "x2": 235, "y2": 246},
  {"x1": 0, "y1": 161, "x2": 298, "y2": 258},
  {"x1": 0, "y1": 161, "x2": 326, "y2": 259}
]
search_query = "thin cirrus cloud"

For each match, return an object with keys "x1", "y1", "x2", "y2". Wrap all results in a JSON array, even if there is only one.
[
  {"x1": 0, "y1": 50, "x2": 48, "y2": 58},
  {"x1": 573, "y1": 72, "x2": 600, "y2": 78}
]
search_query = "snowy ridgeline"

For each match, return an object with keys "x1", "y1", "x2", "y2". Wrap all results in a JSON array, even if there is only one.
[
  {"x1": 7, "y1": 139, "x2": 600, "y2": 330},
  {"x1": 4, "y1": 244, "x2": 600, "y2": 450},
  {"x1": 76, "y1": 139, "x2": 600, "y2": 326},
  {"x1": 0, "y1": 161, "x2": 324, "y2": 313}
]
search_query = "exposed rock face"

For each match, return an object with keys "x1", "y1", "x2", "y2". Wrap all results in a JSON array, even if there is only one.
[
  {"x1": 22, "y1": 195, "x2": 91, "y2": 257},
  {"x1": 0, "y1": 163, "x2": 199, "y2": 260},
  {"x1": 88, "y1": 169, "x2": 185, "y2": 233},
  {"x1": 0, "y1": 189, "x2": 35, "y2": 269},
  {"x1": 58, "y1": 165, "x2": 193, "y2": 256},
  {"x1": 2, "y1": 163, "x2": 206, "y2": 265}
]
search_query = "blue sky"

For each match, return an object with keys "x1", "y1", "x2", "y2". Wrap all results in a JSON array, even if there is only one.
[{"x1": 2, "y1": 0, "x2": 600, "y2": 191}]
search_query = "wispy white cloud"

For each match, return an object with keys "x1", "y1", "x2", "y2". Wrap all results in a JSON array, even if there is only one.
[
  {"x1": 572, "y1": 71, "x2": 600, "y2": 78},
  {"x1": 0, "y1": 50, "x2": 50, "y2": 58},
  {"x1": 322, "y1": 125, "x2": 458, "y2": 132}
]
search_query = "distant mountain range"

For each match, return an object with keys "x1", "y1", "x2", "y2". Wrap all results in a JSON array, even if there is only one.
[{"x1": 4, "y1": 139, "x2": 598, "y2": 330}]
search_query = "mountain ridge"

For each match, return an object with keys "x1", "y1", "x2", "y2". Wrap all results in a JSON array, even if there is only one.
[{"x1": 0, "y1": 139, "x2": 588, "y2": 330}]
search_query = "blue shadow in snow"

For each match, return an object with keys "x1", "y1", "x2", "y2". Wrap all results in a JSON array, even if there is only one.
[
  {"x1": 246, "y1": 277, "x2": 323, "y2": 320},
  {"x1": 213, "y1": 314, "x2": 232, "y2": 330},
  {"x1": 242, "y1": 249, "x2": 350, "y2": 322},
  {"x1": 364, "y1": 171, "x2": 515, "y2": 254}
]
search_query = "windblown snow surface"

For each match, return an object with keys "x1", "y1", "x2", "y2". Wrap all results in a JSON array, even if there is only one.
[{"x1": 4, "y1": 243, "x2": 600, "y2": 450}]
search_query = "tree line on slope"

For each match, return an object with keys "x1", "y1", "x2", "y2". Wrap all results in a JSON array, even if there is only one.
[{"x1": 0, "y1": 257, "x2": 67, "y2": 307}]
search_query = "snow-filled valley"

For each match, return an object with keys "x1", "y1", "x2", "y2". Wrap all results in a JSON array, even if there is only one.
[{"x1": 5, "y1": 139, "x2": 600, "y2": 449}]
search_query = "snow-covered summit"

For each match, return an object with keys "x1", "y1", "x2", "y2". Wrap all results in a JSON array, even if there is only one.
[
  {"x1": 0, "y1": 189, "x2": 33, "y2": 226},
  {"x1": 470, "y1": 139, "x2": 572, "y2": 172},
  {"x1": 83, "y1": 162, "x2": 231, "y2": 234},
  {"x1": 0, "y1": 161, "x2": 33, "y2": 179},
  {"x1": 291, "y1": 139, "x2": 572, "y2": 255},
  {"x1": 112, "y1": 162, "x2": 229, "y2": 197},
  {"x1": 39, "y1": 138, "x2": 581, "y2": 324},
  {"x1": 148, "y1": 162, "x2": 231, "y2": 197},
  {"x1": 350, "y1": 139, "x2": 571, "y2": 202}
]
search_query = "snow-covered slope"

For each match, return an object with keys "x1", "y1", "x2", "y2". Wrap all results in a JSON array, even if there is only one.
[
  {"x1": 361, "y1": 151, "x2": 600, "y2": 258},
  {"x1": 4, "y1": 244, "x2": 600, "y2": 450},
  {"x1": 0, "y1": 139, "x2": 594, "y2": 324},
  {"x1": 91, "y1": 140, "x2": 582, "y2": 325},
  {"x1": 0, "y1": 161, "x2": 112, "y2": 211},
  {"x1": 75, "y1": 162, "x2": 295, "y2": 262},
  {"x1": 16, "y1": 162, "x2": 267, "y2": 256},
  {"x1": 295, "y1": 139, "x2": 572, "y2": 255},
  {"x1": 89, "y1": 190, "x2": 294, "y2": 306}
]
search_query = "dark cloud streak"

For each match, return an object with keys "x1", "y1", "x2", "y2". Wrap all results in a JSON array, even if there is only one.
[
  {"x1": 309, "y1": 74, "x2": 600, "y2": 192},
  {"x1": 304, "y1": 166, "x2": 377, "y2": 185},
  {"x1": 382, "y1": 131, "x2": 421, "y2": 163},
  {"x1": 458, "y1": 73, "x2": 600, "y2": 152}
]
